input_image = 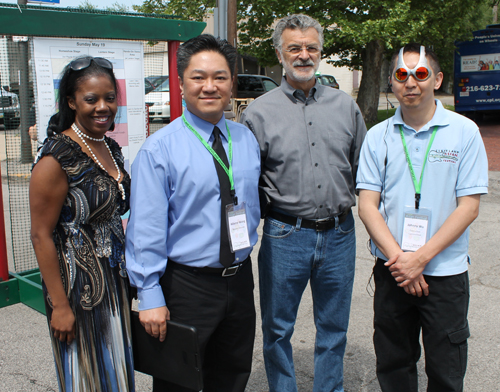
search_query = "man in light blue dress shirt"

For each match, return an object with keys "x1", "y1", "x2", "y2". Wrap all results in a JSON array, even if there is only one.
[{"x1": 125, "y1": 34, "x2": 261, "y2": 392}]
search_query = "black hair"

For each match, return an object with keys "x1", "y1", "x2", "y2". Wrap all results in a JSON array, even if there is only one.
[
  {"x1": 389, "y1": 43, "x2": 441, "y2": 77},
  {"x1": 177, "y1": 34, "x2": 237, "y2": 81},
  {"x1": 47, "y1": 57, "x2": 118, "y2": 136}
]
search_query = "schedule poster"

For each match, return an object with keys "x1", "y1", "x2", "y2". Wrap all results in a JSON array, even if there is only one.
[{"x1": 33, "y1": 37, "x2": 147, "y2": 170}]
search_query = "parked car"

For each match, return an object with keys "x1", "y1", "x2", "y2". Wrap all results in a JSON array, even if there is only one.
[
  {"x1": 146, "y1": 77, "x2": 170, "y2": 122},
  {"x1": 0, "y1": 87, "x2": 20, "y2": 129},
  {"x1": 144, "y1": 75, "x2": 168, "y2": 94},
  {"x1": 237, "y1": 74, "x2": 279, "y2": 98},
  {"x1": 316, "y1": 74, "x2": 339, "y2": 89},
  {"x1": 145, "y1": 75, "x2": 168, "y2": 88},
  {"x1": 144, "y1": 78, "x2": 155, "y2": 94}
]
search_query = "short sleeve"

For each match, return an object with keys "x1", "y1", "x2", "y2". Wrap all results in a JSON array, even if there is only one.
[
  {"x1": 456, "y1": 128, "x2": 488, "y2": 197},
  {"x1": 356, "y1": 123, "x2": 386, "y2": 193},
  {"x1": 34, "y1": 135, "x2": 85, "y2": 180}
]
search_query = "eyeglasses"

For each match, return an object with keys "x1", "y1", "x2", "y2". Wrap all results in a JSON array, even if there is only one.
[
  {"x1": 284, "y1": 45, "x2": 321, "y2": 55},
  {"x1": 394, "y1": 66, "x2": 431, "y2": 82},
  {"x1": 393, "y1": 46, "x2": 432, "y2": 82},
  {"x1": 69, "y1": 57, "x2": 113, "y2": 71}
]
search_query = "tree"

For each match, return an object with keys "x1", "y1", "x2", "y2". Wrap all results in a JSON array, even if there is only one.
[
  {"x1": 135, "y1": 0, "x2": 490, "y2": 122},
  {"x1": 78, "y1": 0, "x2": 130, "y2": 12},
  {"x1": 78, "y1": 0, "x2": 98, "y2": 10},
  {"x1": 133, "y1": 0, "x2": 214, "y2": 19},
  {"x1": 106, "y1": 2, "x2": 130, "y2": 12},
  {"x1": 238, "y1": 0, "x2": 489, "y2": 122}
]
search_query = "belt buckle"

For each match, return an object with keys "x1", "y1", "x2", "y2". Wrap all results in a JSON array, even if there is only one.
[
  {"x1": 222, "y1": 265, "x2": 239, "y2": 277},
  {"x1": 314, "y1": 219, "x2": 331, "y2": 231}
]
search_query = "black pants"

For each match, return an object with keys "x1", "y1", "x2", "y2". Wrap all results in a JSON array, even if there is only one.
[
  {"x1": 373, "y1": 259, "x2": 470, "y2": 392},
  {"x1": 153, "y1": 259, "x2": 256, "y2": 392}
]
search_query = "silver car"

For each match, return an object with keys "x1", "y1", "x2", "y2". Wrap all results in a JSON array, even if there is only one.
[{"x1": 146, "y1": 77, "x2": 170, "y2": 122}]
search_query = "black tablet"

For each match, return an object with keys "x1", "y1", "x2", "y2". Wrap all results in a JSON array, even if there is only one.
[{"x1": 131, "y1": 311, "x2": 203, "y2": 391}]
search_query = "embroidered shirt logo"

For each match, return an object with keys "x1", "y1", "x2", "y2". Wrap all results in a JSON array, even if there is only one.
[{"x1": 428, "y1": 149, "x2": 459, "y2": 164}]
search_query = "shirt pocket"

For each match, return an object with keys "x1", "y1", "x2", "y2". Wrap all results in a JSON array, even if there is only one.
[
  {"x1": 327, "y1": 132, "x2": 353, "y2": 169},
  {"x1": 237, "y1": 169, "x2": 260, "y2": 208}
]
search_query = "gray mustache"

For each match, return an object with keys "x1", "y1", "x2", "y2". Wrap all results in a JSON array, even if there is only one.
[{"x1": 292, "y1": 60, "x2": 315, "y2": 67}]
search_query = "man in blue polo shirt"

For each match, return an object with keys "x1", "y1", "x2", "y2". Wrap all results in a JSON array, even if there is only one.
[{"x1": 357, "y1": 43, "x2": 488, "y2": 392}]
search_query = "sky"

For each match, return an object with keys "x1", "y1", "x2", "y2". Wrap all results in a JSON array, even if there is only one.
[{"x1": 3, "y1": 0, "x2": 141, "y2": 11}]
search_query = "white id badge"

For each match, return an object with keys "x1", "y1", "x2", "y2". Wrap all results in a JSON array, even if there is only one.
[
  {"x1": 400, "y1": 207, "x2": 432, "y2": 252},
  {"x1": 225, "y1": 202, "x2": 251, "y2": 252}
]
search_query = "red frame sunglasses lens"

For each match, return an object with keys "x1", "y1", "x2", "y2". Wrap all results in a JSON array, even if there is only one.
[
  {"x1": 415, "y1": 67, "x2": 430, "y2": 80},
  {"x1": 395, "y1": 68, "x2": 408, "y2": 81}
]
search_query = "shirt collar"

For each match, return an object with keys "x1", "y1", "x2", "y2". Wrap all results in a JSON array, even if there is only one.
[
  {"x1": 393, "y1": 99, "x2": 450, "y2": 133},
  {"x1": 183, "y1": 109, "x2": 228, "y2": 142},
  {"x1": 280, "y1": 76, "x2": 319, "y2": 103}
]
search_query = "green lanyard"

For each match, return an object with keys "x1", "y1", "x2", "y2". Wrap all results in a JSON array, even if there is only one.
[
  {"x1": 399, "y1": 125, "x2": 438, "y2": 210},
  {"x1": 182, "y1": 113, "x2": 237, "y2": 203}
]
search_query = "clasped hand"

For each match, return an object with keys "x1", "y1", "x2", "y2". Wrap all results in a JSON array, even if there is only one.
[{"x1": 385, "y1": 252, "x2": 429, "y2": 297}]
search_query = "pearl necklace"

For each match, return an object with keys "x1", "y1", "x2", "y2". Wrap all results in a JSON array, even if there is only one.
[
  {"x1": 72, "y1": 123, "x2": 126, "y2": 200},
  {"x1": 71, "y1": 123, "x2": 105, "y2": 141}
]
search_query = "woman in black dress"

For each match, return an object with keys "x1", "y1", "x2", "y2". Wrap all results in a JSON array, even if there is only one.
[{"x1": 30, "y1": 56, "x2": 134, "y2": 391}]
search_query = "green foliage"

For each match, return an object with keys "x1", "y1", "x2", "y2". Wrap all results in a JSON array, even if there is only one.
[
  {"x1": 78, "y1": 0, "x2": 129, "y2": 12},
  {"x1": 133, "y1": 0, "x2": 492, "y2": 121},
  {"x1": 476, "y1": 1, "x2": 498, "y2": 29},
  {"x1": 237, "y1": 0, "x2": 490, "y2": 74},
  {"x1": 78, "y1": 0, "x2": 98, "y2": 10},
  {"x1": 106, "y1": 2, "x2": 130, "y2": 12},
  {"x1": 132, "y1": 0, "x2": 491, "y2": 72},
  {"x1": 133, "y1": 0, "x2": 215, "y2": 19}
]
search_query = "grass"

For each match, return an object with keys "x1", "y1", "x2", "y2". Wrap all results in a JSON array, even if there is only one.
[
  {"x1": 366, "y1": 103, "x2": 455, "y2": 129},
  {"x1": 366, "y1": 108, "x2": 396, "y2": 130}
]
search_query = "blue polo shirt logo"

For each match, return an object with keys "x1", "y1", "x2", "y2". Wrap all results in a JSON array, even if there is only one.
[{"x1": 428, "y1": 149, "x2": 460, "y2": 164}]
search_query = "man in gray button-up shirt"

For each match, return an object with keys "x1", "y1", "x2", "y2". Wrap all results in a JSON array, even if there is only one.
[{"x1": 241, "y1": 14, "x2": 366, "y2": 392}]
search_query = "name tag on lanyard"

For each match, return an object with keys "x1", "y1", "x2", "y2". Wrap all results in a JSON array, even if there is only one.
[
  {"x1": 401, "y1": 207, "x2": 431, "y2": 252},
  {"x1": 399, "y1": 125, "x2": 437, "y2": 251},
  {"x1": 226, "y1": 202, "x2": 251, "y2": 252}
]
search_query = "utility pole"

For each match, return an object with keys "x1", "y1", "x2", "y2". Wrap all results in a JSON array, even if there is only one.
[
  {"x1": 214, "y1": 0, "x2": 228, "y2": 40},
  {"x1": 227, "y1": 0, "x2": 237, "y2": 49},
  {"x1": 227, "y1": 0, "x2": 238, "y2": 98},
  {"x1": 215, "y1": 0, "x2": 238, "y2": 97},
  {"x1": 17, "y1": 0, "x2": 33, "y2": 163}
]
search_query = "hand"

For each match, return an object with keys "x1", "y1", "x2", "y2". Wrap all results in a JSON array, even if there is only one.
[
  {"x1": 139, "y1": 306, "x2": 170, "y2": 342},
  {"x1": 385, "y1": 251, "x2": 426, "y2": 284},
  {"x1": 402, "y1": 274, "x2": 429, "y2": 297},
  {"x1": 50, "y1": 303, "x2": 76, "y2": 343}
]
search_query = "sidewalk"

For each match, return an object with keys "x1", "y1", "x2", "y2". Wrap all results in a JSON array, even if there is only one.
[{"x1": 0, "y1": 171, "x2": 499, "y2": 391}]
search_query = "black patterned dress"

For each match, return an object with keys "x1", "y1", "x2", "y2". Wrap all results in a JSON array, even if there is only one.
[{"x1": 34, "y1": 133, "x2": 134, "y2": 392}]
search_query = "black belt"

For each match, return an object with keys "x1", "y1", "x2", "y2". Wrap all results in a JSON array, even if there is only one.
[
  {"x1": 267, "y1": 209, "x2": 350, "y2": 231},
  {"x1": 167, "y1": 256, "x2": 250, "y2": 277}
]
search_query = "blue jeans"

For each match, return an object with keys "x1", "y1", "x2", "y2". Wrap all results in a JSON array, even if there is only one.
[{"x1": 258, "y1": 210, "x2": 356, "y2": 392}]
